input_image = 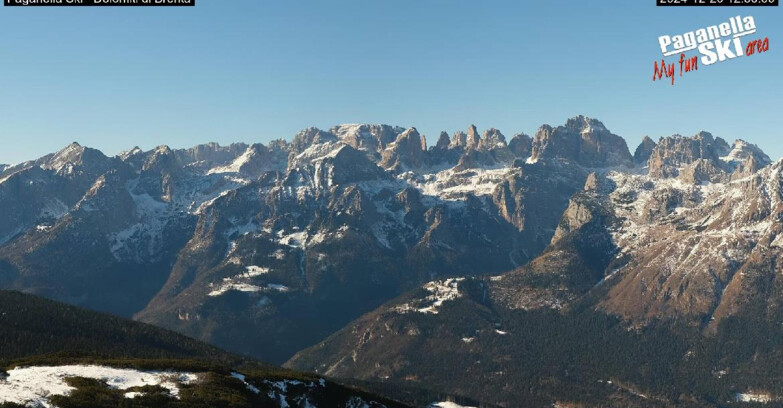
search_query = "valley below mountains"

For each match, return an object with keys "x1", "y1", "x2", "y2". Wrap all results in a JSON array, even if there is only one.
[{"x1": 2, "y1": 116, "x2": 782, "y2": 407}]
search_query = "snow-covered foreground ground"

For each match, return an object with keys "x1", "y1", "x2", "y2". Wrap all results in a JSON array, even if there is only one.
[
  {"x1": 0, "y1": 365, "x2": 198, "y2": 407},
  {"x1": 428, "y1": 402, "x2": 477, "y2": 408}
]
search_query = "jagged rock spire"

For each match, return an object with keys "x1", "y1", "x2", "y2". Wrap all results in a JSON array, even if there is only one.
[{"x1": 633, "y1": 136, "x2": 657, "y2": 165}]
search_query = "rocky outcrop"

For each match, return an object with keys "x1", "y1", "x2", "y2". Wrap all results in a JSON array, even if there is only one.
[
  {"x1": 140, "y1": 145, "x2": 185, "y2": 202},
  {"x1": 646, "y1": 133, "x2": 772, "y2": 183},
  {"x1": 678, "y1": 158, "x2": 727, "y2": 184},
  {"x1": 429, "y1": 131, "x2": 461, "y2": 165},
  {"x1": 633, "y1": 136, "x2": 656, "y2": 166},
  {"x1": 331, "y1": 124, "x2": 404, "y2": 158},
  {"x1": 478, "y1": 128, "x2": 503, "y2": 149},
  {"x1": 508, "y1": 133, "x2": 532, "y2": 158},
  {"x1": 449, "y1": 130, "x2": 468, "y2": 150},
  {"x1": 380, "y1": 128, "x2": 427, "y2": 171},
  {"x1": 320, "y1": 145, "x2": 389, "y2": 185},
  {"x1": 723, "y1": 139, "x2": 772, "y2": 178},
  {"x1": 433, "y1": 131, "x2": 450, "y2": 151},
  {"x1": 550, "y1": 172, "x2": 616, "y2": 249},
  {"x1": 175, "y1": 142, "x2": 249, "y2": 169},
  {"x1": 647, "y1": 131, "x2": 730, "y2": 178},
  {"x1": 289, "y1": 127, "x2": 338, "y2": 155},
  {"x1": 466, "y1": 124, "x2": 481, "y2": 150},
  {"x1": 530, "y1": 116, "x2": 633, "y2": 167},
  {"x1": 453, "y1": 133, "x2": 513, "y2": 171}
]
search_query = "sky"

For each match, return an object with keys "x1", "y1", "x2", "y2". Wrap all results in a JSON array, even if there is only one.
[{"x1": 0, "y1": 0, "x2": 781, "y2": 164}]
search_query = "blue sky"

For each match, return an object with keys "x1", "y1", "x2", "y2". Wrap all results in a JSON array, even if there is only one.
[{"x1": 0, "y1": 0, "x2": 781, "y2": 164}]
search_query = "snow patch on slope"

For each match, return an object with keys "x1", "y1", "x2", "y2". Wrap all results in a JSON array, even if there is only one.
[
  {"x1": 262, "y1": 379, "x2": 327, "y2": 408},
  {"x1": 230, "y1": 372, "x2": 260, "y2": 394},
  {"x1": 735, "y1": 392, "x2": 774, "y2": 403},
  {"x1": 291, "y1": 142, "x2": 346, "y2": 170},
  {"x1": 207, "y1": 147, "x2": 255, "y2": 175},
  {"x1": 395, "y1": 278, "x2": 465, "y2": 315},
  {"x1": 400, "y1": 167, "x2": 512, "y2": 202},
  {"x1": 207, "y1": 266, "x2": 288, "y2": 297}
]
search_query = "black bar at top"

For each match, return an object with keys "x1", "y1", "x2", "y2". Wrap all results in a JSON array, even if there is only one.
[
  {"x1": 5, "y1": 0, "x2": 194, "y2": 6},
  {"x1": 657, "y1": 0, "x2": 777, "y2": 5}
]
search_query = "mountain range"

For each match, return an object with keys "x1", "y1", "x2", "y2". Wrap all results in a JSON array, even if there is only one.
[{"x1": 1, "y1": 116, "x2": 780, "y2": 407}]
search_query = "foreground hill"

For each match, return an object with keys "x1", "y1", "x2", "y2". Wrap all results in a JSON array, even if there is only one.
[
  {"x1": 0, "y1": 290, "x2": 242, "y2": 367},
  {"x1": 0, "y1": 290, "x2": 412, "y2": 408}
]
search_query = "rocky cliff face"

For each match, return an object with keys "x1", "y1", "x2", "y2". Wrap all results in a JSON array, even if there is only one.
[
  {"x1": 330, "y1": 124, "x2": 403, "y2": 159},
  {"x1": 647, "y1": 132, "x2": 725, "y2": 177},
  {"x1": 633, "y1": 136, "x2": 656, "y2": 165},
  {"x1": 647, "y1": 132, "x2": 771, "y2": 185},
  {"x1": 530, "y1": 116, "x2": 633, "y2": 168},
  {"x1": 508, "y1": 133, "x2": 532, "y2": 158},
  {"x1": 379, "y1": 127, "x2": 427, "y2": 171}
]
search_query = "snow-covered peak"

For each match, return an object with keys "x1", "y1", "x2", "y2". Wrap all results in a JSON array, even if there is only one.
[
  {"x1": 141, "y1": 145, "x2": 179, "y2": 173},
  {"x1": 720, "y1": 139, "x2": 772, "y2": 167},
  {"x1": 332, "y1": 123, "x2": 365, "y2": 138},
  {"x1": 118, "y1": 146, "x2": 143, "y2": 161},
  {"x1": 290, "y1": 127, "x2": 338, "y2": 155},
  {"x1": 41, "y1": 142, "x2": 85, "y2": 170},
  {"x1": 153, "y1": 145, "x2": 174, "y2": 156},
  {"x1": 330, "y1": 123, "x2": 405, "y2": 155},
  {"x1": 565, "y1": 115, "x2": 607, "y2": 134},
  {"x1": 40, "y1": 142, "x2": 111, "y2": 176}
]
